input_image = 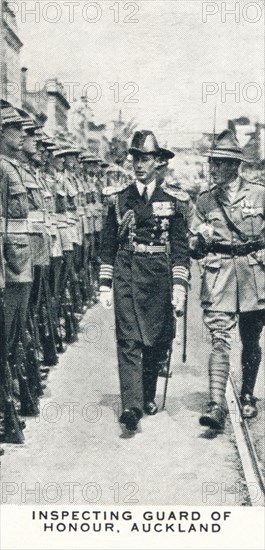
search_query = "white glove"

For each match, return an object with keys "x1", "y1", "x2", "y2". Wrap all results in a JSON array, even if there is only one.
[
  {"x1": 172, "y1": 284, "x2": 186, "y2": 317},
  {"x1": 99, "y1": 286, "x2": 113, "y2": 309},
  {"x1": 197, "y1": 222, "x2": 214, "y2": 244}
]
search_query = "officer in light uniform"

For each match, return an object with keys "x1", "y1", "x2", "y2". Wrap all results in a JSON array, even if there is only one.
[
  {"x1": 190, "y1": 130, "x2": 265, "y2": 430},
  {"x1": 99, "y1": 131, "x2": 189, "y2": 433}
]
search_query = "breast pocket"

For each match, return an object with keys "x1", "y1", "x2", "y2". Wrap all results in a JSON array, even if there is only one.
[
  {"x1": 4, "y1": 236, "x2": 31, "y2": 275},
  {"x1": 200, "y1": 255, "x2": 222, "y2": 305},
  {"x1": 8, "y1": 187, "x2": 29, "y2": 219},
  {"x1": 241, "y1": 207, "x2": 264, "y2": 235}
]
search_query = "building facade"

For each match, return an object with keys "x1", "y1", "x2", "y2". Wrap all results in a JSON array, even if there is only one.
[{"x1": 1, "y1": 0, "x2": 23, "y2": 107}]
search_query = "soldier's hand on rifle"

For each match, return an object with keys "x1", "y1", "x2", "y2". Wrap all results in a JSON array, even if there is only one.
[
  {"x1": 99, "y1": 286, "x2": 113, "y2": 309},
  {"x1": 172, "y1": 284, "x2": 186, "y2": 317}
]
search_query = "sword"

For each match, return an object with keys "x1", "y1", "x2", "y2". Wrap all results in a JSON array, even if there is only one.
[
  {"x1": 162, "y1": 310, "x2": 176, "y2": 410},
  {"x1": 162, "y1": 340, "x2": 173, "y2": 410},
  {"x1": 182, "y1": 289, "x2": 188, "y2": 363}
]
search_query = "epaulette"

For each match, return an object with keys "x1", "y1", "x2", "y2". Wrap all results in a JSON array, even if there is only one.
[
  {"x1": 162, "y1": 183, "x2": 190, "y2": 202},
  {"x1": 102, "y1": 184, "x2": 129, "y2": 197},
  {"x1": 248, "y1": 180, "x2": 265, "y2": 188},
  {"x1": 0, "y1": 155, "x2": 20, "y2": 168}
]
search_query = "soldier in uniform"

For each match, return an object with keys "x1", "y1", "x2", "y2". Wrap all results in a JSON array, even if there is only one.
[
  {"x1": 0, "y1": 101, "x2": 38, "y2": 416},
  {"x1": 81, "y1": 155, "x2": 105, "y2": 303},
  {"x1": 34, "y1": 133, "x2": 66, "y2": 353},
  {"x1": 190, "y1": 130, "x2": 265, "y2": 430},
  {"x1": 16, "y1": 109, "x2": 58, "y2": 371},
  {"x1": 99, "y1": 130, "x2": 190, "y2": 432},
  {"x1": 51, "y1": 148, "x2": 79, "y2": 343}
]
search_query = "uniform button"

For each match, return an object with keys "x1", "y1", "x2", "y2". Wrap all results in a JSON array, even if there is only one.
[
  {"x1": 150, "y1": 242, "x2": 154, "y2": 246},
  {"x1": 151, "y1": 233, "x2": 155, "y2": 238}
]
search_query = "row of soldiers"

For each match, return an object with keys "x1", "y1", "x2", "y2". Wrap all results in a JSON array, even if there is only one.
[{"x1": 0, "y1": 99, "x2": 114, "y2": 454}]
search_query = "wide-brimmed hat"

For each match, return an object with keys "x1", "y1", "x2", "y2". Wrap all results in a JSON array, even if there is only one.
[
  {"x1": 129, "y1": 130, "x2": 163, "y2": 156},
  {"x1": 79, "y1": 153, "x2": 108, "y2": 167},
  {"x1": 158, "y1": 147, "x2": 175, "y2": 160},
  {"x1": 0, "y1": 99, "x2": 24, "y2": 127},
  {"x1": 35, "y1": 131, "x2": 57, "y2": 150},
  {"x1": 16, "y1": 108, "x2": 41, "y2": 132},
  {"x1": 206, "y1": 129, "x2": 250, "y2": 162},
  {"x1": 53, "y1": 133, "x2": 81, "y2": 157}
]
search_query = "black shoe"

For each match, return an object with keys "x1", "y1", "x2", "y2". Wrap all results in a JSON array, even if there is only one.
[
  {"x1": 144, "y1": 401, "x2": 158, "y2": 415},
  {"x1": 0, "y1": 446, "x2": 4, "y2": 456},
  {"x1": 119, "y1": 408, "x2": 141, "y2": 432},
  {"x1": 240, "y1": 394, "x2": 258, "y2": 419},
  {"x1": 40, "y1": 366, "x2": 50, "y2": 375},
  {"x1": 200, "y1": 402, "x2": 226, "y2": 431},
  {"x1": 56, "y1": 342, "x2": 67, "y2": 354},
  {"x1": 158, "y1": 365, "x2": 172, "y2": 378}
]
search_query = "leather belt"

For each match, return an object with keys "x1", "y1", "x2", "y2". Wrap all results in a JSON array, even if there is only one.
[
  {"x1": 28, "y1": 210, "x2": 46, "y2": 223},
  {"x1": 208, "y1": 240, "x2": 264, "y2": 257},
  {"x1": 6, "y1": 219, "x2": 29, "y2": 234},
  {"x1": 56, "y1": 213, "x2": 68, "y2": 228},
  {"x1": 120, "y1": 242, "x2": 168, "y2": 254},
  {"x1": 67, "y1": 213, "x2": 77, "y2": 224}
]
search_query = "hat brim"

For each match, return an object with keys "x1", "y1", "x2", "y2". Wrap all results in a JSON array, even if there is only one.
[
  {"x1": 205, "y1": 150, "x2": 251, "y2": 163},
  {"x1": 80, "y1": 157, "x2": 102, "y2": 163},
  {"x1": 128, "y1": 147, "x2": 160, "y2": 156},
  {"x1": 2, "y1": 119, "x2": 23, "y2": 128},
  {"x1": 54, "y1": 148, "x2": 80, "y2": 157},
  {"x1": 159, "y1": 148, "x2": 175, "y2": 160}
]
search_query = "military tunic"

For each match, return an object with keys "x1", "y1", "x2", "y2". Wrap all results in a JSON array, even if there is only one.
[
  {"x1": 100, "y1": 181, "x2": 189, "y2": 347},
  {"x1": 0, "y1": 155, "x2": 33, "y2": 354},
  {"x1": 190, "y1": 179, "x2": 265, "y2": 312},
  {"x1": 20, "y1": 164, "x2": 50, "y2": 267},
  {"x1": 0, "y1": 156, "x2": 33, "y2": 284}
]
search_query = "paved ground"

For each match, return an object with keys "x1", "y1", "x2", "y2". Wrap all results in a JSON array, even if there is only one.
[{"x1": 1, "y1": 264, "x2": 264, "y2": 506}]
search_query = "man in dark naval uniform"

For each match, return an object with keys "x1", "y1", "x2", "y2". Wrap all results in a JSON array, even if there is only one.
[{"x1": 99, "y1": 131, "x2": 190, "y2": 432}]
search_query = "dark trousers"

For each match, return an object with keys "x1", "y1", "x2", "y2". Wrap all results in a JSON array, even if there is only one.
[
  {"x1": 49, "y1": 257, "x2": 63, "y2": 306},
  {"x1": 117, "y1": 340, "x2": 163, "y2": 413},
  {"x1": 239, "y1": 310, "x2": 265, "y2": 396},
  {"x1": 5, "y1": 283, "x2": 32, "y2": 354}
]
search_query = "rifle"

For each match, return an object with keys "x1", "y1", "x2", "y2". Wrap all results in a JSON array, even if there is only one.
[
  {"x1": 50, "y1": 294, "x2": 65, "y2": 353},
  {"x1": 16, "y1": 341, "x2": 39, "y2": 417},
  {"x1": 78, "y1": 240, "x2": 90, "y2": 308},
  {"x1": 26, "y1": 315, "x2": 45, "y2": 398},
  {"x1": 0, "y1": 291, "x2": 25, "y2": 443},
  {"x1": 59, "y1": 251, "x2": 78, "y2": 344},
  {"x1": 40, "y1": 271, "x2": 58, "y2": 366},
  {"x1": 70, "y1": 247, "x2": 83, "y2": 315}
]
